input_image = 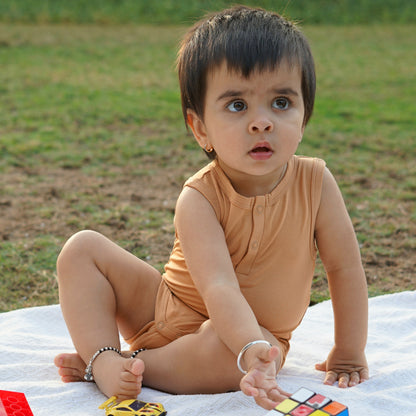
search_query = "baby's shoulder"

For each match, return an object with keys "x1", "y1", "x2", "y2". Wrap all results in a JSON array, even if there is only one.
[
  {"x1": 293, "y1": 155, "x2": 326, "y2": 171},
  {"x1": 184, "y1": 161, "x2": 216, "y2": 187}
]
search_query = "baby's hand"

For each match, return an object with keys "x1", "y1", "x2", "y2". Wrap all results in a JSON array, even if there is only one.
[
  {"x1": 315, "y1": 346, "x2": 369, "y2": 388},
  {"x1": 240, "y1": 345, "x2": 290, "y2": 409}
]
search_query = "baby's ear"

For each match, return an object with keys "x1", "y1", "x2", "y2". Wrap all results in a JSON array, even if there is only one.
[
  {"x1": 186, "y1": 110, "x2": 195, "y2": 131},
  {"x1": 186, "y1": 109, "x2": 208, "y2": 149}
]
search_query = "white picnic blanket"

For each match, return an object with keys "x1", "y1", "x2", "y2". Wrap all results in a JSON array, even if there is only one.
[{"x1": 1, "y1": 291, "x2": 415, "y2": 415}]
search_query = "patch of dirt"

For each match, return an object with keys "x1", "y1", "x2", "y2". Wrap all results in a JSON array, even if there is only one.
[
  {"x1": 1, "y1": 163, "x2": 185, "y2": 267},
  {"x1": 1, "y1": 158, "x2": 414, "y2": 303}
]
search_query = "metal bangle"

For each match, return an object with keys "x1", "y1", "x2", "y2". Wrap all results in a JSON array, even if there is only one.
[
  {"x1": 237, "y1": 340, "x2": 272, "y2": 374},
  {"x1": 84, "y1": 346, "x2": 121, "y2": 381}
]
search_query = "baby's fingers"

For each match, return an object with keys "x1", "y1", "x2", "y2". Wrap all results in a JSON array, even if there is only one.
[
  {"x1": 337, "y1": 372, "x2": 351, "y2": 388},
  {"x1": 255, "y1": 388, "x2": 287, "y2": 410},
  {"x1": 250, "y1": 386, "x2": 289, "y2": 410},
  {"x1": 267, "y1": 345, "x2": 281, "y2": 363},
  {"x1": 323, "y1": 370, "x2": 338, "y2": 386},
  {"x1": 324, "y1": 369, "x2": 369, "y2": 388},
  {"x1": 348, "y1": 371, "x2": 360, "y2": 387},
  {"x1": 240, "y1": 370, "x2": 290, "y2": 410},
  {"x1": 347, "y1": 368, "x2": 369, "y2": 386},
  {"x1": 358, "y1": 367, "x2": 370, "y2": 383},
  {"x1": 315, "y1": 361, "x2": 327, "y2": 372}
]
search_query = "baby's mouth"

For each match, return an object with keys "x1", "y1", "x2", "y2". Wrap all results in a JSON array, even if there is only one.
[
  {"x1": 250, "y1": 141, "x2": 273, "y2": 153},
  {"x1": 251, "y1": 146, "x2": 271, "y2": 153},
  {"x1": 249, "y1": 142, "x2": 273, "y2": 159}
]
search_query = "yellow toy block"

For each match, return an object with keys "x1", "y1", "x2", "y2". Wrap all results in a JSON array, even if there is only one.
[{"x1": 274, "y1": 399, "x2": 299, "y2": 413}]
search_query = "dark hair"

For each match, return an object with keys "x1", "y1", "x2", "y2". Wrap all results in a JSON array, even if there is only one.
[{"x1": 177, "y1": 6, "x2": 316, "y2": 159}]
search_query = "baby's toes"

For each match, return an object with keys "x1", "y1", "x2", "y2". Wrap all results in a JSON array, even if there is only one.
[
  {"x1": 131, "y1": 358, "x2": 145, "y2": 376},
  {"x1": 117, "y1": 359, "x2": 145, "y2": 398},
  {"x1": 54, "y1": 353, "x2": 86, "y2": 382},
  {"x1": 122, "y1": 358, "x2": 145, "y2": 378},
  {"x1": 117, "y1": 380, "x2": 141, "y2": 400},
  {"x1": 58, "y1": 366, "x2": 84, "y2": 382},
  {"x1": 55, "y1": 353, "x2": 85, "y2": 370}
]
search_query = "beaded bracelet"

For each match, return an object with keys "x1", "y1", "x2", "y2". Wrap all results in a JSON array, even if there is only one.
[
  {"x1": 84, "y1": 346, "x2": 121, "y2": 381},
  {"x1": 237, "y1": 340, "x2": 272, "y2": 374},
  {"x1": 131, "y1": 348, "x2": 146, "y2": 358}
]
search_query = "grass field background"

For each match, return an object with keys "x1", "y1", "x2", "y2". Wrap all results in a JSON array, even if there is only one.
[
  {"x1": 0, "y1": 2, "x2": 415, "y2": 311},
  {"x1": 1, "y1": 0, "x2": 415, "y2": 24}
]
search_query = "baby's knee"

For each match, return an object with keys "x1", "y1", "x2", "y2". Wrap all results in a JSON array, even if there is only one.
[
  {"x1": 196, "y1": 320, "x2": 219, "y2": 344},
  {"x1": 56, "y1": 230, "x2": 103, "y2": 278}
]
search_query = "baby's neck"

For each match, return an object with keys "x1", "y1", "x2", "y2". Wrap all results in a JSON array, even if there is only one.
[{"x1": 223, "y1": 163, "x2": 288, "y2": 198}]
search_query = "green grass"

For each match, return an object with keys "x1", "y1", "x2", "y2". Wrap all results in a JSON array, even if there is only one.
[
  {"x1": 1, "y1": 0, "x2": 415, "y2": 24},
  {"x1": 0, "y1": 25, "x2": 182, "y2": 171},
  {"x1": 0, "y1": 22, "x2": 415, "y2": 311},
  {"x1": 0, "y1": 236, "x2": 60, "y2": 310}
]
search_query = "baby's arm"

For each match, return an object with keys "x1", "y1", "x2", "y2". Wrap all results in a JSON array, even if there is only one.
[
  {"x1": 175, "y1": 187, "x2": 287, "y2": 408},
  {"x1": 314, "y1": 168, "x2": 369, "y2": 387}
]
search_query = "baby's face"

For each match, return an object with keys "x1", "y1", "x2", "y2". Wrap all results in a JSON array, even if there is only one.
[{"x1": 190, "y1": 61, "x2": 305, "y2": 195}]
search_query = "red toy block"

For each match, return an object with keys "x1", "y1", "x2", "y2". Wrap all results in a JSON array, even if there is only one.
[
  {"x1": 307, "y1": 394, "x2": 331, "y2": 409},
  {"x1": 0, "y1": 391, "x2": 34, "y2": 416},
  {"x1": 290, "y1": 404, "x2": 315, "y2": 416},
  {"x1": 264, "y1": 387, "x2": 348, "y2": 416}
]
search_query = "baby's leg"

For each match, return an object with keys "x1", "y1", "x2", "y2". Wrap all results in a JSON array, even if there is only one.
[
  {"x1": 55, "y1": 319, "x2": 286, "y2": 400},
  {"x1": 55, "y1": 230, "x2": 161, "y2": 399},
  {"x1": 139, "y1": 321, "x2": 285, "y2": 395}
]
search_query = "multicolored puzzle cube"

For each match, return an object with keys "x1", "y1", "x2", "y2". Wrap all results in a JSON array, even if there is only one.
[
  {"x1": 0, "y1": 391, "x2": 34, "y2": 416},
  {"x1": 265, "y1": 387, "x2": 348, "y2": 416}
]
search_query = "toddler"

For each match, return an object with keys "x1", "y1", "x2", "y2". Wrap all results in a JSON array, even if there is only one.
[{"x1": 55, "y1": 6, "x2": 369, "y2": 410}]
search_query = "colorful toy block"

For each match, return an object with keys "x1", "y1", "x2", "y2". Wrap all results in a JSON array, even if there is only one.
[
  {"x1": 265, "y1": 387, "x2": 348, "y2": 416},
  {"x1": 0, "y1": 391, "x2": 34, "y2": 416}
]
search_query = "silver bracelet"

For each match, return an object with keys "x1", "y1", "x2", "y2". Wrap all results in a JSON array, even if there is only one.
[
  {"x1": 237, "y1": 340, "x2": 272, "y2": 374},
  {"x1": 84, "y1": 346, "x2": 121, "y2": 381}
]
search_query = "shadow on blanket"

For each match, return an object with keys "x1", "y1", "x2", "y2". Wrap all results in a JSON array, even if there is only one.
[{"x1": 0, "y1": 291, "x2": 415, "y2": 416}]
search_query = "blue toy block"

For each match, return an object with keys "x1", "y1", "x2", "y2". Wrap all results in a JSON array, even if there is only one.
[{"x1": 264, "y1": 387, "x2": 348, "y2": 415}]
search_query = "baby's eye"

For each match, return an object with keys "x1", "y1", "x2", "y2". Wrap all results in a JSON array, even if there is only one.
[
  {"x1": 227, "y1": 100, "x2": 247, "y2": 112},
  {"x1": 272, "y1": 97, "x2": 290, "y2": 110}
]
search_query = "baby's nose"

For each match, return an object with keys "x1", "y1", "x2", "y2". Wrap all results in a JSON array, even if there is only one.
[{"x1": 248, "y1": 117, "x2": 274, "y2": 134}]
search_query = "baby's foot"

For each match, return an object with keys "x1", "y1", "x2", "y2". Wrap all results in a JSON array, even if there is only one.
[{"x1": 54, "y1": 352, "x2": 145, "y2": 400}]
